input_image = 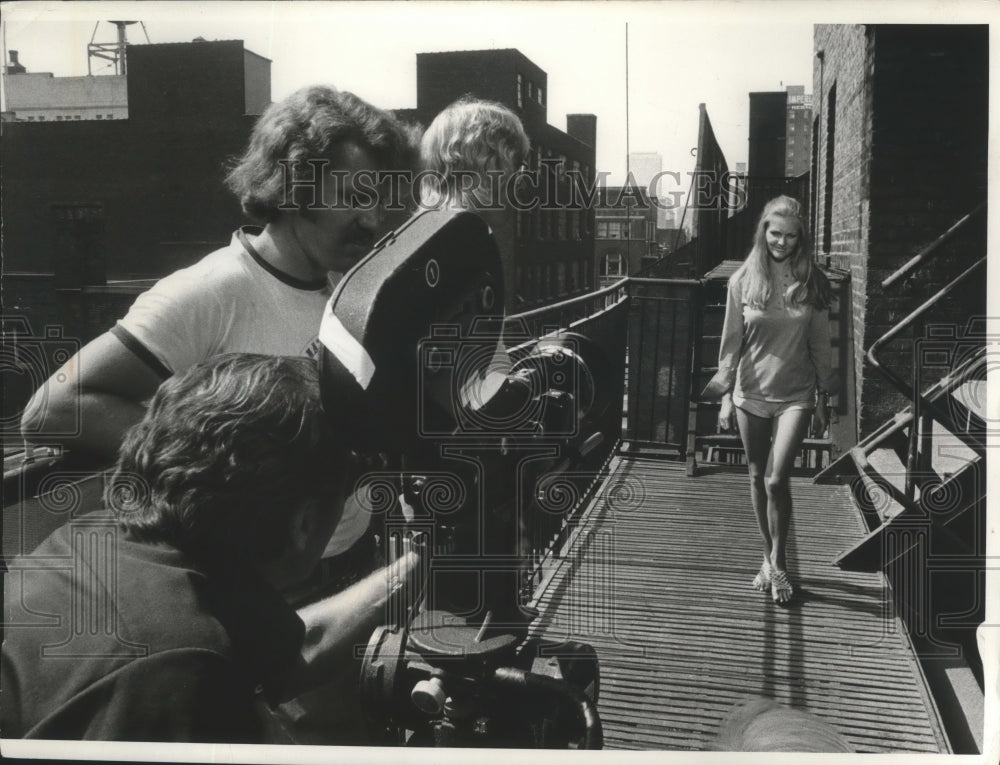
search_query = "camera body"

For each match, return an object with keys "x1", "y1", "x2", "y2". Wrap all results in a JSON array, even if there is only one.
[{"x1": 319, "y1": 209, "x2": 604, "y2": 748}]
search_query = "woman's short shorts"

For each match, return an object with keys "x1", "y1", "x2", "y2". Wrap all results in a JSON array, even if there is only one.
[{"x1": 733, "y1": 393, "x2": 813, "y2": 419}]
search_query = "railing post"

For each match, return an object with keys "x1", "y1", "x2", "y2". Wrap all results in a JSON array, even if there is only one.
[
  {"x1": 685, "y1": 282, "x2": 705, "y2": 477},
  {"x1": 905, "y1": 317, "x2": 922, "y2": 502}
]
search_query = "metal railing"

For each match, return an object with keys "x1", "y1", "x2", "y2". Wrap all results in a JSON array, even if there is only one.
[
  {"x1": 503, "y1": 282, "x2": 630, "y2": 591},
  {"x1": 622, "y1": 277, "x2": 704, "y2": 464},
  {"x1": 880, "y1": 202, "x2": 986, "y2": 290},
  {"x1": 504, "y1": 278, "x2": 628, "y2": 339},
  {"x1": 866, "y1": 202, "x2": 987, "y2": 503}
]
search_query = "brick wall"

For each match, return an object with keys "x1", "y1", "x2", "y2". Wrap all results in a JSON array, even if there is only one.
[
  {"x1": 813, "y1": 25, "x2": 869, "y2": 443},
  {"x1": 2, "y1": 40, "x2": 256, "y2": 283},
  {"x1": 861, "y1": 25, "x2": 988, "y2": 432},
  {"x1": 813, "y1": 25, "x2": 987, "y2": 438}
]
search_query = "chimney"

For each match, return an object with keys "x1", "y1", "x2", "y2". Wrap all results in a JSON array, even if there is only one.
[
  {"x1": 7, "y1": 50, "x2": 27, "y2": 74},
  {"x1": 566, "y1": 114, "x2": 597, "y2": 149}
]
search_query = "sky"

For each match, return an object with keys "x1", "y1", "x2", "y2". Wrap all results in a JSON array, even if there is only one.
[{"x1": 0, "y1": 0, "x2": 991, "y2": 194}]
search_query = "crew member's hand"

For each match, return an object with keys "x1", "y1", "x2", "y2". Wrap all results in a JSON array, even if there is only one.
[{"x1": 718, "y1": 395, "x2": 735, "y2": 432}]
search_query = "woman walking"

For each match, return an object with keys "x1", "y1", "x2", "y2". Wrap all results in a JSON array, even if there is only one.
[{"x1": 704, "y1": 195, "x2": 834, "y2": 604}]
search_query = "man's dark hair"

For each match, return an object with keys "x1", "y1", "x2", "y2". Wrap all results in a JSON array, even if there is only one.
[
  {"x1": 225, "y1": 85, "x2": 420, "y2": 222},
  {"x1": 106, "y1": 354, "x2": 346, "y2": 563}
]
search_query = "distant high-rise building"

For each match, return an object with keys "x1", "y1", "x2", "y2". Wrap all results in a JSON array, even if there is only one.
[
  {"x1": 784, "y1": 85, "x2": 812, "y2": 176},
  {"x1": 629, "y1": 152, "x2": 677, "y2": 228},
  {"x1": 629, "y1": 151, "x2": 663, "y2": 190},
  {"x1": 748, "y1": 85, "x2": 812, "y2": 179}
]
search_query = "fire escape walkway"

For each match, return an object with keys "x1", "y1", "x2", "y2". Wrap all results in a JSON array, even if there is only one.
[{"x1": 529, "y1": 457, "x2": 950, "y2": 752}]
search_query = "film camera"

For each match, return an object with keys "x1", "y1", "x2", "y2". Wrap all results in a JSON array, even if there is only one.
[{"x1": 319, "y1": 210, "x2": 609, "y2": 748}]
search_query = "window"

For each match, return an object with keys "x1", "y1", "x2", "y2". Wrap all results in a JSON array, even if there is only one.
[
  {"x1": 517, "y1": 74, "x2": 523, "y2": 109},
  {"x1": 602, "y1": 253, "x2": 625, "y2": 277},
  {"x1": 557, "y1": 210, "x2": 567, "y2": 240},
  {"x1": 38, "y1": 116, "x2": 45, "y2": 121},
  {"x1": 527, "y1": 81, "x2": 533, "y2": 99},
  {"x1": 106, "y1": 114, "x2": 113, "y2": 119},
  {"x1": 556, "y1": 263, "x2": 566, "y2": 294},
  {"x1": 56, "y1": 115, "x2": 64, "y2": 121},
  {"x1": 96, "y1": 114, "x2": 103, "y2": 120},
  {"x1": 823, "y1": 84, "x2": 836, "y2": 254},
  {"x1": 26, "y1": 116, "x2": 34, "y2": 121},
  {"x1": 537, "y1": 86, "x2": 544, "y2": 106},
  {"x1": 74, "y1": 115, "x2": 82, "y2": 120},
  {"x1": 810, "y1": 113, "x2": 820, "y2": 240}
]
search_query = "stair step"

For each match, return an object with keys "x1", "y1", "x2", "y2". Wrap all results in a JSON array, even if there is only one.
[
  {"x1": 848, "y1": 447, "x2": 911, "y2": 522},
  {"x1": 930, "y1": 420, "x2": 980, "y2": 478},
  {"x1": 815, "y1": 410, "x2": 913, "y2": 485},
  {"x1": 695, "y1": 433, "x2": 831, "y2": 449},
  {"x1": 866, "y1": 447, "x2": 909, "y2": 498},
  {"x1": 834, "y1": 473, "x2": 983, "y2": 571},
  {"x1": 951, "y1": 379, "x2": 987, "y2": 421}
]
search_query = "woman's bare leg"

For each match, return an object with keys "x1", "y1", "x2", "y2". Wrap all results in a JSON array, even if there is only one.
[
  {"x1": 764, "y1": 408, "x2": 812, "y2": 602},
  {"x1": 735, "y1": 407, "x2": 775, "y2": 589}
]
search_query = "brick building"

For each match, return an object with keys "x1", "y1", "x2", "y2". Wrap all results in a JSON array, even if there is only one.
[
  {"x1": 2, "y1": 40, "x2": 271, "y2": 423},
  {"x1": 396, "y1": 49, "x2": 597, "y2": 312},
  {"x1": 747, "y1": 91, "x2": 787, "y2": 180},
  {"x1": 594, "y1": 186, "x2": 659, "y2": 286},
  {"x1": 811, "y1": 24, "x2": 987, "y2": 437},
  {"x1": 2, "y1": 50, "x2": 128, "y2": 122},
  {"x1": 784, "y1": 86, "x2": 813, "y2": 177},
  {"x1": 748, "y1": 85, "x2": 813, "y2": 182}
]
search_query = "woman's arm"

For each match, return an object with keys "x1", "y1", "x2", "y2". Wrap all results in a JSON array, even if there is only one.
[
  {"x1": 702, "y1": 276, "x2": 744, "y2": 400},
  {"x1": 807, "y1": 303, "x2": 834, "y2": 396},
  {"x1": 808, "y1": 304, "x2": 834, "y2": 437}
]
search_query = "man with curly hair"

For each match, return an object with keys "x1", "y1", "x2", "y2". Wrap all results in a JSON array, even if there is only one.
[
  {"x1": 2, "y1": 354, "x2": 420, "y2": 742},
  {"x1": 21, "y1": 85, "x2": 419, "y2": 461}
]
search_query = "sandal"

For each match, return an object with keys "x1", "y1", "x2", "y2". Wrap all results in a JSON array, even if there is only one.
[
  {"x1": 771, "y1": 568, "x2": 794, "y2": 604},
  {"x1": 751, "y1": 558, "x2": 772, "y2": 591}
]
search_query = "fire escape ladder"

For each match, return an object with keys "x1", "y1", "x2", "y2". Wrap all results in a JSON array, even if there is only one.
[{"x1": 817, "y1": 202, "x2": 987, "y2": 573}]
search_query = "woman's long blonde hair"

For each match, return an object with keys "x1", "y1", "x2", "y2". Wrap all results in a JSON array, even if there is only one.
[{"x1": 731, "y1": 195, "x2": 830, "y2": 309}]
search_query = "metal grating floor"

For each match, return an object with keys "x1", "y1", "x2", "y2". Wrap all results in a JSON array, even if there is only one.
[{"x1": 529, "y1": 457, "x2": 950, "y2": 752}]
